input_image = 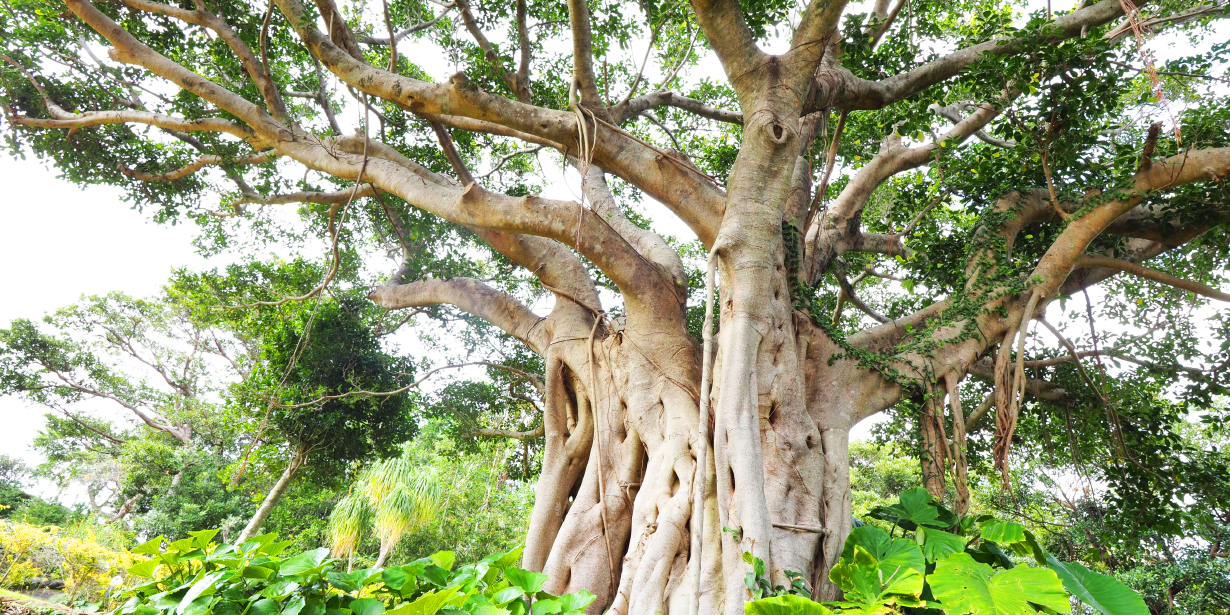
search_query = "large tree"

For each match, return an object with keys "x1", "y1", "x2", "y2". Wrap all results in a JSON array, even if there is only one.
[{"x1": 3, "y1": 0, "x2": 1229, "y2": 611}]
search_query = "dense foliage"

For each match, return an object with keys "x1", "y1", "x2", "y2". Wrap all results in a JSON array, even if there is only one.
[{"x1": 116, "y1": 531, "x2": 594, "y2": 615}]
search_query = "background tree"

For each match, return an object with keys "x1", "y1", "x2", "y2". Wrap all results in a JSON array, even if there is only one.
[{"x1": 3, "y1": 0, "x2": 1230, "y2": 612}]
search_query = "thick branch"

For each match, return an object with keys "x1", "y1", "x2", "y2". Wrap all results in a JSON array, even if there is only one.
[{"x1": 369, "y1": 278, "x2": 548, "y2": 354}]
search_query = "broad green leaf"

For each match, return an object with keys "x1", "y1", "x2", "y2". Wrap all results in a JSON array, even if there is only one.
[
  {"x1": 128, "y1": 560, "x2": 162, "y2": 579},
  {"x1": 868, "y1": 488, "x2": 955, "y2": 530},
  {"x1": 349, "y1": 599, "x2": 385, "y2": 615},
  {"x1": 1046, "y1": 554, "x2": 1148, "y2": 615},
  {"x1": 493, "y1": 546, "x2": 524, "y2": 569},
  {"x1": 830, "y1": 545, "x2": 923, "y2": 605},
  {"x1": 188, "y1": 530, "x2": 220, "y2": 549},
  {"x1": 928, "y1": 553, "x2": 1071, "y2": 614},
  {"x1": 744, "y1": 595, "x2": 833, "y2": 615},
  {"x1": 429, "y1": 551, "x2": 456, "y2": 571},
  {"x1": 841, "y1": 526, "x2": 926, "y2": 580},
  {"x1": 385, "y1": 587, "x2": 461, "y2": 615},
  {"x1": 916, "y1": 526, "x2": 966, "y2": 563},
  {"x1": 382, "y1": 567, "x2": 408, "y2": 591},
  {"x1": 260, "y1": 580, "x2": 300, "y2": 601},
  {"x1": 980, "y1": 520, "x2": 1025, "y2": 545},
  {"x1": 282, "y1": 597, "x2": 306, "y2": 615},
  {"x1": 278, "y1": 549, "x2": 331, "y2": 576},
  {"x1": 530, "y1": 599, "x2": 561, "y2": 615},
  {"x1": 242, "y1": 566, "x2": 274, "y2": 580},
  {"x1": 132, "y1": 537, "x2": 167, "y2": 555},
  {"x1": 177, "y1": 571, "x2": 226, "y2": 615},
  {"x1": 556, "y1": 591, "x2": 595, "y2": 614},
  {"x1": 261, "y1": 541, "x2": 294, "y2": 557},
  {"x1": 182, "y1": 596, "x2": 213, "y2": 615},
  {"x1": 302, "y1": 599, "x2": 325, "y2": 615},
  {"x1": 474, "y1": 607, "x2": 509, "y2": 615},
  {"x1": 504, "y1": 568, "x2": 549, "y2": 594},
  {"x1": 167, "y1": 538, "x2": 197, "y2": 554},
  {"x1": 249, "y1": 599, "x2": 280, "y2": 615},
  {"x1": 491, "y1": 587, "x2": 524, "y2": 605}
]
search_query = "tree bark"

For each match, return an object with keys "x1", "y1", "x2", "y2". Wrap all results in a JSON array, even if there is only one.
[{"x1": 234, "y1": 447, "x2": 307, "y2": 544}]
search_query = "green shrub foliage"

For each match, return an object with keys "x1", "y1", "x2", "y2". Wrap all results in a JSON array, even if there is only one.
[
  {"x1": 115, "y1": 531, "x2": 592, "y2": 615},
  {"x1": 745, "y1": 488, "x2": 1148, "y2": 615}
]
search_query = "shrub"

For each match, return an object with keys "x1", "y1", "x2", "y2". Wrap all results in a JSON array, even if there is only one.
[
  {"x1": 745, "y1": 488, "x2": 1150, "y2": 614},
  {"x1": 116, "y1": 530, "x2": 593, "y2": 615},
  {"x1": 0, "y1": 521, "x2": 139, "y2": 605}
]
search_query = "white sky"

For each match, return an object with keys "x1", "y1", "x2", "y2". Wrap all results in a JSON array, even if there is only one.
[{"x1": 0, "y1": 1, "x2": 1223, "y2": 503}]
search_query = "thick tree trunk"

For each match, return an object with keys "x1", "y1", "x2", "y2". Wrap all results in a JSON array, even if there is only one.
[
  {"x1": 519, "y1": 110, "x2": 889, "y2": 613},
  {"x1": 234, "y1": 447, "x2": 307, "y2": 545}
]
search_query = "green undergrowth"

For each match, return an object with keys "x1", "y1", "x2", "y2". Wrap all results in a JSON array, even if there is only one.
[
  {"x1": 112, "y1": 531, "x2": 592, "y2": 615},
  {"x1": 744, "y1": 487, "x2": 1148, "y2": 615}
]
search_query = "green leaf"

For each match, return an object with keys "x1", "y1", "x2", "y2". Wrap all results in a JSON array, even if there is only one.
[
  {"x1": 177, "y1": 571, "x2": 226, "y2": 615},
  {"x1": 928, "y1": 553, "x2": 1071, "y2": 614},
  {"x1": 282, "y1": 597, "x2": 306, "y2": 615},
  {"x1": 980, "y1": 520, "x2": 1025, "y2": 545},
  {"x1": 260, "y1": 580, "x2": 300, "y2": 601},
  {"x1": 556, "y1": 591, "x2": 595, "y2": 614},
  {"x1": 504, "y1": 568, "x2": 548, "y2": 594},
  {"x1": 1046, "y1": 554, "x2": 1148, "y2": 615},
  {"x1": 529, "y1": 599, "x2": 560, "y2": 615},
  {"x1": 744, "y1": 595, "x2": 832, "y2": 615},
  {"x1": 429, "y1": 552, "x2": 456, "y2": 571},
  {"x1": 249, "y1": 599, "x2": 280, "y2": 615},
  {"x1": 474, "y1": 607, "x2": 509, "y2": 615},
  {"x1": 278, "y1": 549, "x2": 331, "y2": 576},
  {"x1": 242, "y1": 566, "x2": 274, "y2": 580},
  {"x1": 385, "y1": 587, "x2": 461, "y2": 615},
  {"x1": 829, "y1": 545, "x2": 923, "y2": 606},
  {"x1": 916, "y1": 526, "x2": 967, "y2": 563},
  {"x1": 348, "y1": 599, "x2": 385, "y2": 615},
  {"x1": 188, "y1": 530, "x2": 220, "y2": 550},
  {"x1": 841, "y1": 525, "x2": 926, "y2": 579},
  {"x1": 491, "y1": 587, "x2": 524, "y2": 605},
  {"x1": 167, "y1": 538, "x2": 198, "y2": 554},
  {"x1": 868, "y1": 488, "x2": 955, "y2": 530},
  {"x1": 132, "y1": 538, "x2": 167, "y2": 555},
  {"x1": 128, "y1": 560, "x2": 162, "y2": 579},
  {"x1": 492, "y1": 546, "x2": 524, "y2": 569}
]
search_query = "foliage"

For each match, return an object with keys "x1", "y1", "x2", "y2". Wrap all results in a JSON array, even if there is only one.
[
  {"x1": 116, "y1": 530, "x2": 594, "y2": 615},
  {"x1": 327, "y1": 444, "x2": 442, "y2": 564},
  {"x1": 747, "y1": 488, "x2": 1148, "y2": 615},
  {"x1": 0, "y1": 520, "x2": 140, "y2": 606},
  {"x1": 340, "y1": 428, "x2": 535, "y2": 568}
]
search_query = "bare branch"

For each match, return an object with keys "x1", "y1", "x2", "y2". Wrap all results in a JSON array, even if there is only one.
[
  {"x1": 119, "y1": 151, "x2": 276, "y2": 182},
  {"x1": 612, "y1": 91, "x2": 743, "y2": 125},
  {"x1": 1074, "y1": 255, "x2": 1230, "y2": 302}
]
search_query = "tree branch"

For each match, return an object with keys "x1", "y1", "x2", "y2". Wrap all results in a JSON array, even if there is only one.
[
  {"x1": 369, "y1": 278, "x2": 548, "y2": 353},
  {"x1": 1074, "y1": 255, "x2": 1230, "y2": 302}
]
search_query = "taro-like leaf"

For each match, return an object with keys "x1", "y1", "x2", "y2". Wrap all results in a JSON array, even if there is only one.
[
  {"x1": 980, "y1": 519, "x2": 1026, "y2": 545},
  {"x1": 384, "y1": 587, "x2": 461, "y2": 615},
  {"x1": 556, "y1": 590, "x2": 596, "y2": 614},
  {"x1": 1046, "y1": 554, "x2": 1148, "y2": 615},
  {"x1": 429, "y1": 552, "x2": 455, "y2": 572},
  {"x1": 504, "y1": 568, "x2": 549, "y2": 594},
  {"x1": 916, "y1": 526, "x2": 966, "y2": 563},
  {"x1": 278, "y1": 548, "x2": 330, "y2": 577},
  {"x1": 743, "y1": 595, "x2": 832, "y2": 615},
  {"x1": 868, "y1": 488, "x2": 956, "y2": 531},
  {"x1": 928, "y1": 553, "x2": 1070, "y2": 615},
  {"x1": 348, "y1": 598, "x2": 385, "y2": 615}
]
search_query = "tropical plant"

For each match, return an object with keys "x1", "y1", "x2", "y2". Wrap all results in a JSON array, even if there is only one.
[
  {"x1": 116, "y1": 530, "x2": 594, "y2": 615},
  {"x1": 6, "y1": 0, "x2": 1230, "y2": 608},
  {"x1": 328, "y1": 445, "x2": 443, "y2": 568},
  {"x1": 745, "y1": 488, "x2": 1148, "y2": 615},
  {"x1": 0, "y1": 520, "x2": 139, "y2": 606}
]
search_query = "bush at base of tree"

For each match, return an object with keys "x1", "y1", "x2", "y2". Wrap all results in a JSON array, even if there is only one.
[
  {"x1": 745, "y1": 488, "x2": 1148, "y2": 615},
  {"x1": 117, "y1": 530, "x2": 593, "y2": 615}
]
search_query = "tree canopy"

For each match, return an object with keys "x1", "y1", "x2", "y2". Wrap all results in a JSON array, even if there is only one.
[{"x1": 3, "y1": 0, "x2": 1230, "y2": 611}]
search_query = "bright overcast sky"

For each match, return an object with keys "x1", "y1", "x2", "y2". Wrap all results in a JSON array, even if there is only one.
[{"x1": 0, "y1": 2, "x2": 1222, "y2": 481}]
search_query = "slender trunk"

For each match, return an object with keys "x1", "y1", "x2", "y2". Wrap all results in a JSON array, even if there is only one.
[
  {"x1": 234, "y1": 446, "x2": 306, "y2": 544},
  {"x1": 375, "y1": 545, "x2": 390, "y2": 568}
]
